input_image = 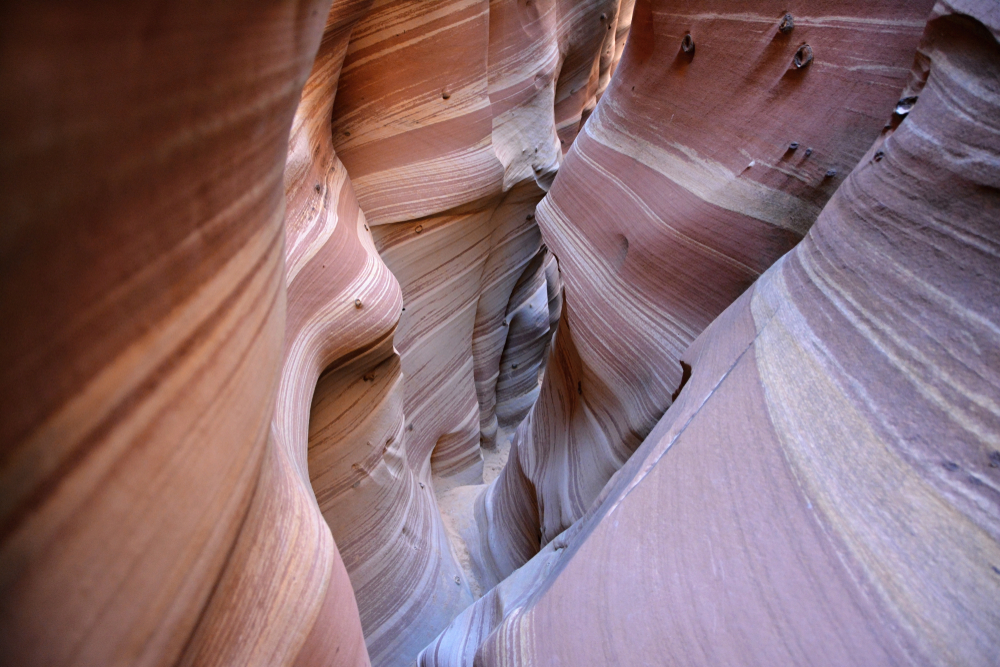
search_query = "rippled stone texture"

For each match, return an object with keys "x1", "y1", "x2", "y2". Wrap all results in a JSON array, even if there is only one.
[
  {"x1": 3, "y1": 1, "x2": 998, "y2": 667},
  {"x1": 329, "y1": 0, "x2": 628, "y2": 487},
  {"x1": 180, "y1": 4, "x2": 381, "y2": 666},
  {"x1": 470, "y1": 0, "x2": 937, "y2": 587},
  {"x1": 0, "y1": 1, "x2": 334, "y2": 665},
  {"x1": 1, "y1": 1, "x2": 627, "y2": 666},
  {"x1": 424, "y1": 1, "x2": 1000, "y2": 664}
]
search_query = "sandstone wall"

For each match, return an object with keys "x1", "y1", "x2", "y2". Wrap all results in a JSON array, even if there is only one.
[
  {"x1": 0, "y1": 2, "x2": 339, "y2": 665},
  {"x1": 0, "y1": 1, "x2": 629, "y2": 665},
  {"x1": 2, "y1": 2, "x2": 997, "y2": 667},
  {"x1": 470, "y1": 0, "x2": 938, "y2": 587},
  {"x1": 423, "y1": 2, "x2": 1000, "y2": 664}
]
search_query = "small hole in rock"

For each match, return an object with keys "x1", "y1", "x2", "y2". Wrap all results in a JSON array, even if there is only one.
[
  {"x1": 894, "y1": 96, "x2": 918, "y2": 116},
  {"x1": 793, "y1": 44, "x2": 813, "y2": 69}
]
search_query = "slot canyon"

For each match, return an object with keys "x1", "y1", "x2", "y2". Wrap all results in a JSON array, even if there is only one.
[{"x1": 1, "y1": 0, "x2": 999, "y2": 665}]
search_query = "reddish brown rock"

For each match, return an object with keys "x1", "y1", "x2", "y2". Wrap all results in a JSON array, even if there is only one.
[
  {"x1": 290, "y1": 1, "x2": 627, "y2": 664},
  {"x1": 0, "y1": 1, "x2": 335, "y2": 665},
  {"x1": 180, "y1": 4, "x2": 381, "y2": 665},
  {"x1": 425, "y1": 2, "x2": 1000, "y2": 664},
  {"x1": 5, "y1": 2, "x2": 997, "y2": 667},
  {"x1": 472, "y1": 0, "x2": 937, "y2": 586},
  {"x1": 329, "y1": 0, "x2": 627, "y2": 489}
]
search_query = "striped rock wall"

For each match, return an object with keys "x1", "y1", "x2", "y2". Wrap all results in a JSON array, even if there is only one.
[
  {"x1": 469, "y1": 0, "x2": 938, "y2": 587},
  {"x1": 180, "y1": 4, "x2": 381, "y2": 666},
  {"x1": 0, "y1": 1, "x2": 340, "y2": 666},
  {"x1": 0, "y1": 1, "x2": 628, "y2": 666},
  {"x1": 328, "y1": 0, "x2": 631, "y2": 484},
  {"x1": 421, "y1": 0, "x2": 1000, "y2": 664},
  {"x1": 303, "y1": 3, "x2": 629, "y2": 663},
  {"x1": 4, "y1": 1, "x2": 998, "y2": 667}
]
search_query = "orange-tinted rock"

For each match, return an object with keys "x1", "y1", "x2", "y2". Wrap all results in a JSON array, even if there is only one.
[
  {"x1": 302, "y1": 1, "x2": 625, "y2": 664},
  {"x1": 6, "y1": 1, "x2": 997, "y2": 667},
  {"x1": 0, "y1": 1, "x2": 331, "y2": 665},
  {"x1": 180, "y1": 5, "x2": 380, "y2": 665},
  {"x1": 330, "y1": 0, "x2": 628, "y2": 488}
]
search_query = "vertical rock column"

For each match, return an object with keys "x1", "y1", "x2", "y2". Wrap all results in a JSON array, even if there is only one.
[
  {"x1": 328, "y1": 0, "x2": 627, "y2": 488},
  {"x1": 332, "y1": 0, "x2": 506, "y2": 485}
]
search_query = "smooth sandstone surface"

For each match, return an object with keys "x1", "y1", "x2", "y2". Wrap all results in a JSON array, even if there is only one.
[
  {"x1": 2, "y1": 1, "x2": 998, "y2": 667},
  {"x1": 470, "y1": 0, "x2": 939, "y2": 588},
  {"x1": 0, "y1": 2, "x2": 329, "y2": 665},
  {"x1": 181, "y1": 4, "x2": 378, "y2": 665},
  {"x1": 1, "y1": 1, "x2": 622, "y2": 665},
  {"x1": 308, "y1": 2, "x2": 627, "y2": 664},
  {"x1": 424, "y1": 1, "x2": 1000, "y2": 664}
]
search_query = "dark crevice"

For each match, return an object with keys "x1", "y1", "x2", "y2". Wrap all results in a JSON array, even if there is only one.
[{"x1": 671, "y1": 360, "x2": 691, "y2": 402}]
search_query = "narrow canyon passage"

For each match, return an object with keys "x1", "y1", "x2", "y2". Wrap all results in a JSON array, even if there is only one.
[{"x1": 1, "y1": 1, "x2": 998, "y2": 667}]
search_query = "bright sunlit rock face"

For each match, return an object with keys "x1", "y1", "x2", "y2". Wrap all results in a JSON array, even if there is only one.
[{"x1": 1, "y1": 2, "x2": 998, "y2": 667}]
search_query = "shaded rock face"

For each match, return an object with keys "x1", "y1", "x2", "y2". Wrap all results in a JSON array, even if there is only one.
[
  {"x1": 1, "y1": 5, "x2": 998, "y2": 667},
  {"x1": 0, "y1": 2, "x2": 341, "y2": 666},
  {"x1": 471, "y1": 0, "x2": 939, "y2": 586},
  {"x1": 423, "y1": 1, "x2": 1000, "y2": 665},
  {"x1": 304, "y1": 2, "x2": 625, "y2": 665}
]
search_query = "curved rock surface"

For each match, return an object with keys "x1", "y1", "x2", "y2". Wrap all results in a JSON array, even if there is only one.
[
  {"x1": 1, "y1": 0, "x2": 623, "y2": 663},
  {"x1": 330, "y1": 0, "x2": 628, "y2": 483},
  {"x1": 3, "y1": 1, "x2": 998, "y2": 667},
  {"x1": 423, "y1": 1, "x2": 1000, "y2": 664},
  {"x1": 0, "y1": 2, "x2": 332, "y2": 665},
  {"x1": 180, "y1": 4, "x2": 384, "y2": 666},
  {"x1": 308, "y1": 5, "x2": 624, "y2": 664},
  {"x1": 471, "y1": 0, "x2": 938, "y2": 586}
]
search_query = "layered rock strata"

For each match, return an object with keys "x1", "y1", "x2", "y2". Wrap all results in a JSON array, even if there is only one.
[
  {"x1": 303, "y1": 1, "x2": 629, "y2": 663},
  {"x1": 423, "y1": 1, "x2": 1000, "y2": 663},
  {"x1": 0, "y1": 0, "x2": 632, "y2": 664},
  {"x1": 3, "y1": 1, "x2": 998, "y2": 667},
  {"x1": 0, "y1": 1, "x2": 342, "y2": 665},
  {"x1": 329, "y1": 0, "x2": 631, "y2": 486},
  {"x1": 182, "y1": 4, "x2": 387, "y2": 666},
  {"x1": 470, "y1": 0, "x2": 939, "y2": 587}
]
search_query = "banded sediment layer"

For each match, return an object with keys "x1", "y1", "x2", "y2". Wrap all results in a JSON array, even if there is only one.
[{"x1": 1, "y1": 1, "x2": 997, "y2": 667}]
